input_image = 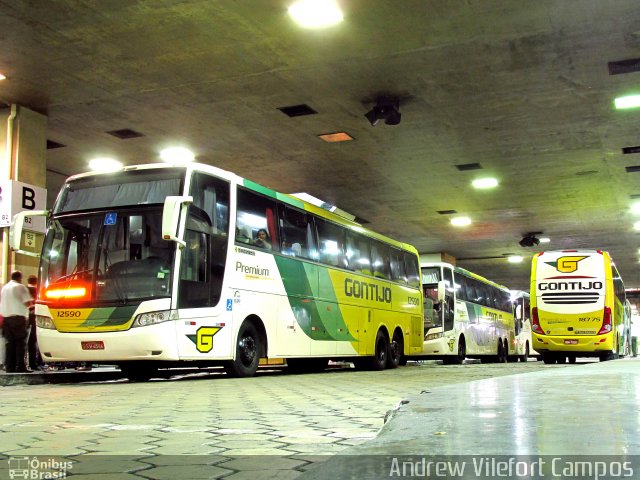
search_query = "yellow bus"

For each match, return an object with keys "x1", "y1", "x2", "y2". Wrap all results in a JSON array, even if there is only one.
[
  {"x1": 421, "y1": 262, "x2": 515, "y2": 364},
  {"x1": 11, "y1": 163, "x2": 424, "y2": 380},
  {"x1": 530, "y1": 249, "x2": 628, "y2": 364}
]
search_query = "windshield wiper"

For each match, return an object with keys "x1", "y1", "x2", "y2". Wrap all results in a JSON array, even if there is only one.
[{"x1": 54, "y1": 269, "x2": 94, "y2": 283}]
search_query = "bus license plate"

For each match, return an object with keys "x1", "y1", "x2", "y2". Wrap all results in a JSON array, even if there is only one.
[
  {"x1": 564, "y1": 339, "x2": 578, "y2": 345},
  {"x1": 81, "y1": 341, "x2": 104, "y2": 350}
]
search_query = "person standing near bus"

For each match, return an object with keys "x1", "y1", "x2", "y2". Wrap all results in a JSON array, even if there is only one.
[
  {"x1": 26, "y1": 275, "x2": 43, "y2": 370},
  {"x1": 0, "y1": 271, "x2": 32, "y2": 373}
]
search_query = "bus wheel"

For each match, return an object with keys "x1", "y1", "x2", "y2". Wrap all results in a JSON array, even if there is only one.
[
  {"x1": 364, "y1": 330, "x2": 389, "y2": 371},
  {"x1": 556, "y1": 355, "x2": 567, "y2": 364},
  {"x1": 224, "y1": 322, "x2": 261, "y2": 377},
  {"x1": 568, "y1": 356, "x2": 576, "y2": 364},
  {"x1": 600, "y1": 352, "x2": 615, "y2": 362},
  {"x1": 388, "y1": 330, "x2": 404, "y2": 369},
  {"x1": 119, "y1": 363, "x2": 158, "y2": 382},
  {"x1": 452, "y1": 337, "x2": 466, "y2": 365},
  {"x1": 498, "y1": 340, "x2": 507, "y2": 363},
  {"x1": 520, "y1": 343, "x2": 530, "y2": 362},
  {"x1": 542, "y1": 354, "x2": 555, "y2": 365}
]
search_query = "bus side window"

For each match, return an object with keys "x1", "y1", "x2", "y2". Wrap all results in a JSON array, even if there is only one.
[
  {"x1": 236, "y1": 187, "x2": 279, "y2": 252},
  {"x1": 371, "y1": 241, "x2": 391, "y2": 280}
]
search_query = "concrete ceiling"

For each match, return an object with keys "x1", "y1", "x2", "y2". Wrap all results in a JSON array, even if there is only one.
[{"x1": 1, "y1": 0, "x2": 640, "y2": 291}]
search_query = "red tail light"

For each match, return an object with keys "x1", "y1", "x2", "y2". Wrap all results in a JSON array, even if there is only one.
[
  {"x1": 597, "y1": 306, "x2": 612, "y2": 335},
  {"x1": 531, "y1": 307, "x2": 544, "y2": 335}
]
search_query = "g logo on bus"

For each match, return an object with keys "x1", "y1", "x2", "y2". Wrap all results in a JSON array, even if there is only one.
[
  {"x1": 196, "y1": 326, "x2": 222, "y2": 353},
  {"x1": 545, "y1": 256, "x2": 587, "y2": 273}
]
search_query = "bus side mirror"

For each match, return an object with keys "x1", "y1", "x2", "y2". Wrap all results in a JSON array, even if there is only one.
[
  {"x1": 437, "y1": 280, "x2": 446, "y2": 302},
  {"x1": 10, "y1": 210, "x2": 48, "y2": 256},
  {"x1": 162, "y1": 196, "x2": 192, "y2": 248}
]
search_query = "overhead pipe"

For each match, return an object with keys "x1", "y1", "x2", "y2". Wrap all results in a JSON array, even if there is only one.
[{"x1": 2, "y1": 104, "x2": 18, "y2": 284}]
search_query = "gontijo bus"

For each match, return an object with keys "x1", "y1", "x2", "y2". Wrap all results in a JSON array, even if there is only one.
[
  {"x1": 530, "y1": 249, "x2": 628, "y2": 364},
  {"x1": 11, "y1": 163, "x2": 423, "y2": 380},
  {"x1": 421, "y1": 262, "x2": 515, "y2": 364}
]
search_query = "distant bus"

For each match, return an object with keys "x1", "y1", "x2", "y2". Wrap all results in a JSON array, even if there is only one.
[
  {"x1": 11, "y1": 162, "x2": 424, "y2": 380},
  {"x1": 421, "y1": 262, "x2": 515, "y2": 364},
  {"x1": 510, "y1": 290, "x2": 538, "y2": 361},
  {"x1": 530, "y1": 249, "x2": 629, "y2": 363}
]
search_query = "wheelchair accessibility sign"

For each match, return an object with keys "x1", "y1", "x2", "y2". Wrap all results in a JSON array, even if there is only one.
[{"x1": 104, "y1": 212, "x2": 117, "y2": 225}]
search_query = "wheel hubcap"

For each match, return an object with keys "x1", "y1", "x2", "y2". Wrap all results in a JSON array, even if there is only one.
[{"x1": 239, "y1": 336, "x2": 257, "y2": 365}]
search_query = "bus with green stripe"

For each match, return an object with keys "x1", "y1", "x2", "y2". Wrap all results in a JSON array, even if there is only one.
[
  {"x1": 421, "y1": 262, "x2": 515, "y2": 364},
  {"x1": 11, "y1": 163, "x2": 424, "y2": 380}
]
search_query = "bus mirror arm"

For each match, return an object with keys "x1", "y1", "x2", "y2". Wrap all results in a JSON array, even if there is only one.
[
  {"x1": 10, "y1": 210, "x2": 49, "y2": 255},
  {"x1": 162, "y1": 196, "x2": 193, "y2": 249}
]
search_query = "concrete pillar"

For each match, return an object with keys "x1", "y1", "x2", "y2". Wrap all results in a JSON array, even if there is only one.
[
  {"x1": 420, "y1": 252, "x2": 456, "y2": 266},
  {"x1": 0, "y1": 105, "x2": 47, "y2": 284}
]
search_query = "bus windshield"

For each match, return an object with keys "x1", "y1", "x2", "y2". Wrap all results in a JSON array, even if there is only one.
[
  {"x1": 422, "y1": 266, "x2": 442, "y2": 330},
  {"x1": 41, "y1": 208, "x2": 174, "y2": 306}
]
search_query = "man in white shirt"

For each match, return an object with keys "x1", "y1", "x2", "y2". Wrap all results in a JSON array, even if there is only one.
[{"x1": 1, "y1": 271, "x2": 32, "y2": 373}]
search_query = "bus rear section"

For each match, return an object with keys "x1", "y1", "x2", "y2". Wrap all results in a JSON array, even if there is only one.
[{"x1": 530, "y1": 250, "x2": 626, "y2": 363}]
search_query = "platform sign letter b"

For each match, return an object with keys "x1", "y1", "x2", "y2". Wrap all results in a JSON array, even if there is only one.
[{"x1": 22, "y1": 187, "x2": 35, "y2": 210}]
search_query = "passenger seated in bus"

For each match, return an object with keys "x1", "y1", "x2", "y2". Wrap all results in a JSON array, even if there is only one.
[{"x1": 253, "y1": 229, "x2": 272, "y2": 249}]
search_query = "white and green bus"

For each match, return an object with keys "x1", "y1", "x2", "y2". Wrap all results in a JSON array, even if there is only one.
[
  {"x1": 421, "y1": 262, "x2": 515, "y2": 364},
  {"x1": 510, "y1": 290, "x2": 538, "y2": 361},
  {"x1": 11, "y1": 163, "x2": 424, "y2": 380}
]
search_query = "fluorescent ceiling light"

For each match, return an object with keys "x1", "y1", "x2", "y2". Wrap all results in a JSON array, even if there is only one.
[
  {"x1": 471, "y1": 177, "x2": 498, "y2": 189},
  {"x1": 88, "y1": 157, "x2": 123, "y2": 172},
  {"x1": 538, "y1": 237, "x2": 550, "y2": 243},
  {"x1": 318, "y1": 132, "x2": 353, "y2": 143},
  {"x1": 289, "y1": 0, "x2": 343, "y2": 28},
  {"x1": 507, "y1": 255, "x2": 523, "y2": 263},
  {"x1": 450, "y1": 216, "x2": 471, "y2": 227},
  {"x1": 160, "y1": 147, "x2": 195, "y2": 164},
  {"x1": 615, "y1": 95, "x2": 640, "y2": 109},
  {"x1": 631, "y1": 202, "x2": 640, "y2": 214},
  {"x1": 634, "y1": 221, "x2": 640, "y2": 231},
  {"x1": 0, "y1": 72, "x2": 6, "y2": 81}
]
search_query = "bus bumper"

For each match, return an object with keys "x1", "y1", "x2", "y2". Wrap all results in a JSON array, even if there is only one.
[
  {"x1": 533, "y1": 334, "x2": 614, "y2": 353},
  {"x1": 37, "y1": 322, "x2": 180, "y2": 362}
]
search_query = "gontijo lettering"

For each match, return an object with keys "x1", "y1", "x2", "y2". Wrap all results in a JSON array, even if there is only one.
[
  {"x1": 344, "y1": 278, "x2": 392, "y2": 303},
  {"x1": 538, "y1": 281, "x2": 603, "y2": 290}
]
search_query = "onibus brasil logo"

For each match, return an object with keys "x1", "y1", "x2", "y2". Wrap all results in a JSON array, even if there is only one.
[
  {"x1": 545, "y1": 256, "x2": 587, "y2": 274},
  {"x1": 7, "y1": 457, "x2": 73, "y2": 479}
]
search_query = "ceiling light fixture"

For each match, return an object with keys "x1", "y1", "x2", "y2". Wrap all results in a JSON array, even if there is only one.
[
  {"x1": 507, "y1": 255, "x2": 523, "y2": 263},
  {"x1": 364, "y1": 96, "x2": 401, "y2": 126},
  {"x1": 0, "y1": 72, "x2": 6, "y2": 81},
  {"x1": 450, "y1": 216, "x2": 471, "y2": 227},
  {"x1": 160, "y1": 147, "x2": 195, "y2": 164},
  {"x1": 538, "y1": 237, "x2": 551, "y2": 244},
  {"x1": 288, "y1": 0, "x2": 343, "y2": 29},
  {"x1": 631, "y1": 202, "x2": 640, "y2": 214},
  {"x1": 519, "y1": 232, "x2": 542, "y2": 248},
  {"x1": 318, "y1": 132, "x2": 354, "y2": 143},
  {"x1": 634, "y1": 221, "x2": 640, "y2": 231},
  {"x1": 88, "y1": 157, "x2": 123, "y2": 172},
  {"x1": 615, "y1": 95, "x2": 640, "y2": 109},
  {"x1": 472, "y1": 177, "x2": 498, "y2": 189}
]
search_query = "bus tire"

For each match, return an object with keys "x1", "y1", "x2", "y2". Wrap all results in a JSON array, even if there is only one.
[
  {"x1": 388, "y1": 330, "x2": 404, "y2": 369},
  {"x1": 568, "y1": 356, "x2": 576, "y2": 364},
  {"x1": 452, "y1": 336, "x2": 466, "y2": 365},
  {"x1": 520, "y1": 343, "x2": 530, "y2": 362},
  {"x1": 364, "y1": 329, "x2": 389, "y2": 371},
  {"x1": 542, "y1": 354, "x2": 556, "y2": 364},
  {"x1": 498, "y1": 340, "x2": 507, "y2": 363},
  {"x1": 224, "y1": 322, "x2": 261, "y2": 377},
  {"x1": 600, "y1": 352, "x2": 615, "y2": 362}
]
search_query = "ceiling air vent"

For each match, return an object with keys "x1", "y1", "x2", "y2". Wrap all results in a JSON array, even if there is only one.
[
  {"x1": 107, "y1": 128, "x2": 145, "y2": 139},
  {"x1": 277, "y1": 104, "x2": 317, "y2": 117},
  {"x1": 455, "y1": 163, "x2": 482, "y2": 171},
  {"x1": 608, "y1": 58, "x2": 640, "y2": 75},
  {"x1": 437, "y1": 210, "x2": 458, "y2": 215},
  {"x1": 622, "y1": 146, "x2": 640, "y2": 154},
  {"x1": 625, "y1": 166, "x2": 640, "y2": 173},
  {"x1": 46, "y1": 140, "x2": 65, "y2": 149}
]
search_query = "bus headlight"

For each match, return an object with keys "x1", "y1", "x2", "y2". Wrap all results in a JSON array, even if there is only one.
[
  {"x1": 133, "y1": 309, "x2": 177, "y2": 327},
  {"x1": 426, "y1": 332, "x2": 443, "y2": 341},
  {"x1": 36, "y1": 315, "x2": 56, "y2": 330}
]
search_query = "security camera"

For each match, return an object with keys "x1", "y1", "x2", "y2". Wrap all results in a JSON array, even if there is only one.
[{"x1": 519, "y1": 234, "x2": 540, "y2": 248}]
